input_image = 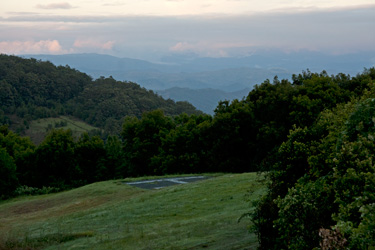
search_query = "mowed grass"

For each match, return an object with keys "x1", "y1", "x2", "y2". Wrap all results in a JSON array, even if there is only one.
[
  {"x1": 0, "y1": 173, "x2": 266, "y2": 250},
  {"x1": 25, "y1": 116, "x2": 100, "y2": 144}
]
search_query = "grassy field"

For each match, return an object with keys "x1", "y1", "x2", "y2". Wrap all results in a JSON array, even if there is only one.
[
  {"x1": 0, "y1": 173, "x2": 266, "y2": 250},
  {"x1": 24, "y1": 116, "x2": 100, "y2": 144}
]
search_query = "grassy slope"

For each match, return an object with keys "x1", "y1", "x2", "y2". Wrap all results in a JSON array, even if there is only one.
[
  {"x1": 24, "y1": 116, "x2": 100, "y2": 144},
  {"x1": 0, "y1": 173, "x2": 266, "y2": 250}
]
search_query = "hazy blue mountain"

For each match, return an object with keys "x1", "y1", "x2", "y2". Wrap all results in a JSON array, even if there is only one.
[
  {"x1": 22, "y1": 51, "x2": 375, "y2": 114},
  {"x1": 24, "y1": 51, "x2": 375, "y2": 88},
  {"x1": 160, "y1": 50, "x2": 375, "y2": 75},
  {"x1": 157, "y1": 87, "x2": 250, "y2": 115},
  {"x1": 23, "y1": 53, "x2": 164, "y2": 72},
  {"x1": 91, "y1": 67, "x2": 290, "y2": 91},
  {"x1": 22, "y1": 53, "x2": 292, "y2": 90}
]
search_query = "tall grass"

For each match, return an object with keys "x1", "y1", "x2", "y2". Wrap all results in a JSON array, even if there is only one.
[{"x1": 0, "y1": 173, "x2": 265, "y2": 249}]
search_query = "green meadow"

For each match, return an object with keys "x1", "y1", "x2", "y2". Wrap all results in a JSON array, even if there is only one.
[
  {"x1": 0, "y1": 173, "x2": 265, "y2": 250},
  {"x1": 25, "y1": 116, "x2": 100, "y2": 144}
]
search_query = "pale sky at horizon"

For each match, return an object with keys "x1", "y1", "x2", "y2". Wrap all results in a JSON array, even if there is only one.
[
  {"x1": 2, "y1": 0, "x2": 375, "y2": 17},
  {"x1": 1, "y1": 1, "x2": 374, "y2": 60}
]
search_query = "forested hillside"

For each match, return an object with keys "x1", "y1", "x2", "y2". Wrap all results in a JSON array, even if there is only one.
[
  {"x1": 0, "y1": 54, "x2": 201, "y2": 136},
  {"x1": 1, "y1": 53, "x2": 375, "y2": 249}
]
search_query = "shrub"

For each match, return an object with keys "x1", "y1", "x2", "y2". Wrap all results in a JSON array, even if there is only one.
[{"x1": 0, "y1": 147, "x2": 19, "y2": 199}]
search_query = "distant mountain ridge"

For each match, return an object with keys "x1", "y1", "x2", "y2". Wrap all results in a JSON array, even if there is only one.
[
  {"x1": 157, "y1": 87, "x2": 250, "y2": 115},
  {"x1": 23, "y1": 53, "x2": 290, "y2": 91},
  {"x1": 22, "y1": 51, "x2": 375, "y2": 113},
  {"x1": 24, "y1": 50, "x2": 375, "y2": 81}
]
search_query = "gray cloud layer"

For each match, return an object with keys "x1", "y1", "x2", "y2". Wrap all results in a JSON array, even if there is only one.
[
  {"x1": 36, "y1": 2, "x2": 74, "y2": 10},
  {"x1": 1, "y1": 5, "x2": 374, "y2": 60}
]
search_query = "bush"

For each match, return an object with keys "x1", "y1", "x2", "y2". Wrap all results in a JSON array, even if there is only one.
[
  {"x1": 0, "y1": 147, "x2": 19, "y2": 199},
  {"x1": 14, "y1": 185, "x2": 60, "y2": 196}
]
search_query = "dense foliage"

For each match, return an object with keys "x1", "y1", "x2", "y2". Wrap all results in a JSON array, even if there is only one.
[{"x1": 250, "y1": 68, "x2": 375, "y2": 249}]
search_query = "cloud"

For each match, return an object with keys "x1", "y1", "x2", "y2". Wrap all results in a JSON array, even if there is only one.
[
  {"x1": 73, "y1": 39, "x2": 115, "y2": 50},
  {"x1": 36, "y1": 2, "x2": 73, "y2": 10},
  {"x1": 170, "y1": 42, "x2": 196, "y2": 52},
  {"x1": 102, "y1": 1, "x2": 127, "y2": 7},
  {"x1": 6, "y1": 12, "x2": 40, "y2": 16},
  {"x1": 0, "y1": 4, "x2": 374, "y2": 59},
  {"x1": 0, "y1": 40, "x2": 64, "y2": 54}
]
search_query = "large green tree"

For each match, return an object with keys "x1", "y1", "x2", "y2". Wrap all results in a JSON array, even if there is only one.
[
  {"x1": 32, "y1": 129, "x2": 76, "y2": 188},
  {"x1": 121, "y1": 110, "x2": 174, "y2": 176},
  {"x1": 154, "y1": 113, "x2": 212, "y2": 174},
  {"x1": 208, "y1": 99, "x2": 257, "y2": 172},
  {"x1": 74, "y1": 133, "x2": 106, "y2": 184}
]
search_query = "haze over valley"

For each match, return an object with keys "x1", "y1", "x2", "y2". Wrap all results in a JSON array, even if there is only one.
[{"x1": 23, "y1": 50, "x2": 375, "y2": 113}]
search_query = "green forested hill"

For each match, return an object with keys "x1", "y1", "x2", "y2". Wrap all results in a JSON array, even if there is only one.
[
  {"x1": 66, "y1": 76, "x2": 201, "y2": 130},
  {"x1": 0, "y1": 54, "x2": 201, "y2": 135}
]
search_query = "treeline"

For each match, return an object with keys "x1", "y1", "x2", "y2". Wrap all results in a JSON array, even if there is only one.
[
  {"x1": 0, "y1": 113, "x2": 209, "y2": 199},
  {"x1": 0, "y1": 54, "x2": 201, "y2": 135},
  {"x1": 2, "y1": 67, "x2": 374, "y2": 195},
  {"x1": 0, "y1": 126, "x2": 122, "y2": 199}
]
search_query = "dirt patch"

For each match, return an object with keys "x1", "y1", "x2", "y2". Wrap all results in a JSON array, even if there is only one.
[
  {"x1": 0, "y1": 188, "x2": 142, "y2": 234},
  {"x1": 11, "y1": 197, "x2": 69, "y2": 215}
]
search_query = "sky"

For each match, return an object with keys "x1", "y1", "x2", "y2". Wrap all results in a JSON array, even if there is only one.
[{"x1": 0, "y1": 0, "x2": 374, "y2": 61}]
